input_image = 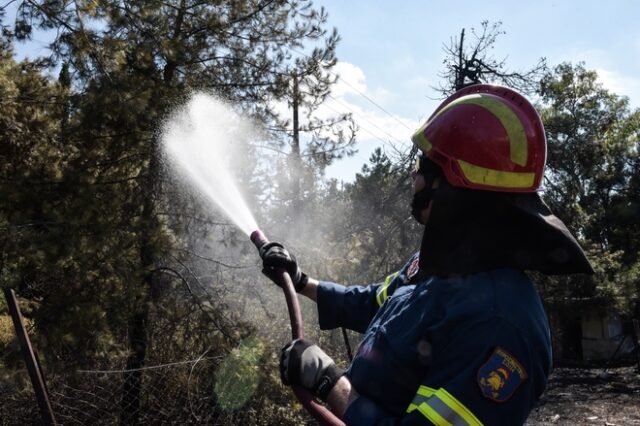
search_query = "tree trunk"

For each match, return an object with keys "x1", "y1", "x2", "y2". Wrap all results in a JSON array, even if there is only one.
[
  {"x1": 455, "y1": 28, "x2": 465, "y2": 90},
  {"x1": 120, "y1": 139, "x2": 160, "y2": 426},
  {"x1": 290, "y1": 75, "x2": 303, "y2": 231}
]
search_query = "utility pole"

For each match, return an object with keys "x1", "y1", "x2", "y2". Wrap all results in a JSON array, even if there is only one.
[{"x1": 290, "y1": 74, "x2": 303, "y2": 229}]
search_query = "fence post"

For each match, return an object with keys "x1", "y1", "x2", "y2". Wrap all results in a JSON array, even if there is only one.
[
  {"x1": 633, "y1": 319, "x2": 640, "y2": 372},
  {"x1": 3, "y1": 288, "x2": 57, "y2": 426}
]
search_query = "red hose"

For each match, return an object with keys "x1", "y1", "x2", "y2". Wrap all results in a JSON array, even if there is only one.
[{"x1": 251, "y1": 230, "x2": 345, "y2": 426}]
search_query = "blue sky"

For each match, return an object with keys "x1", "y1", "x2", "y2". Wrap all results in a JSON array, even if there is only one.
[
  {"x1": 316, "y1": 0, "x2": 640, "y2": 181},
  {"x1": 5, "y1": 1, "x2": 639, "y2": 182}
]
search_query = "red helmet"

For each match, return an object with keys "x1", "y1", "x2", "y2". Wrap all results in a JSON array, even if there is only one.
[{"x1": 411, "y1": 84, "x2": 547, "y2": 192}]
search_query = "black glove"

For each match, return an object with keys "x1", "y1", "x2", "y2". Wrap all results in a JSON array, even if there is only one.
[
  {"x1": 259, "y1": 242, "x2": 309, "y2": 292},
  {"x1": 279, "y1": 339, "x2": 345, "y2": 402}
]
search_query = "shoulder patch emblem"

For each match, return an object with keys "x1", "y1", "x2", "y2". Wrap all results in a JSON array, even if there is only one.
[
  {"x1": 407, "y1": 256, "x2": 421, "y2": 280},
  {"x1": 477, "y1": 347, "x2": 528, "y2": 402}
]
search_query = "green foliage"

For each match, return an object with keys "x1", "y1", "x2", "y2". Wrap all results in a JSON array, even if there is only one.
[
  {"x1": 536, "y1": 62, "x2": 640, "y2": 311},
  {"x1": 2, "y1": 6, "x2": 640, "y2": 422},
  {"x1": 1, "y1": 1, "x2": 349, "y2": 423},
  {"x1": 214, "y1": 335, "x2": 265, "y2": 411},
  {"x1": 329, "y1": 148, "x2": 421, "y2": 283}
]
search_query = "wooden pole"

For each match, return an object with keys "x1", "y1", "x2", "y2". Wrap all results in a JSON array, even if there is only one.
[
  {"x1": 3, "y1": 288, "x2": 57, "y2": 425},
  {"x1": 632, "y1": 319, "x2": 640, "y2": 372}
]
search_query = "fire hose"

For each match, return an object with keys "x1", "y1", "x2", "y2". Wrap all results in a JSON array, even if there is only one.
[{"x1": 250, "y1": 230, "x2": 345, "y2": 426}]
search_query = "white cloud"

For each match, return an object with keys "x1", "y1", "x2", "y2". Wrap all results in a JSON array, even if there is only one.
[
  {"x1": 317, "y1": 84, "x2": 418, "y2": 149},
  {"x1": 284, "y1": 61, "x2": 417, "y2": 150},
  {"x1": 260, "y1": 61, "x2": 424, "y2": 181},
  {"x1": 314, "y1": 62, "x2": 425, "y2": 181},
  {"x1": 552, "y1": 46, "x2": 640, "y2": 109},
  {"x1": 331, "y1": 62, "x2": 367, "y2": 97},
  {"x1": 596, "y1": 68, "x2": 640, "y2": 108},
  {"x1": 368, "y1": 86, "x2": 397, "y2": 106}
]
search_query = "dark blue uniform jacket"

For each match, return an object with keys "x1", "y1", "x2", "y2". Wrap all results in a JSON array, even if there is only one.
[{"x1": 317, "y1": 253, "x2": 552, "y2": 426}]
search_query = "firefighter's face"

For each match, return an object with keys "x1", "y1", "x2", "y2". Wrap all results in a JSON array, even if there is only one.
[
  {"x1": 410, "y1": 168, "x2": 426, "y2": 192},
  {"x1": 411, "y1": 154, "x2": 438, "y2": 192},
  {"x1": 410, "y1": 165, "x2": 440, "y2": 224}
]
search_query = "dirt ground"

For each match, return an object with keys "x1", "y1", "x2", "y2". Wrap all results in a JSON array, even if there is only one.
[{"x1": 526, "y1": 365, "x2": 640, "y2": 425}]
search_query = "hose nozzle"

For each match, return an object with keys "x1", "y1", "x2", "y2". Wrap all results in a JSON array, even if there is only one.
[
  {"x1": 247, "y1": 228, "x2": 345, "y2": 426},
  {"x1": 250, "y1": 229, "x2": 269, "y2": 251}
]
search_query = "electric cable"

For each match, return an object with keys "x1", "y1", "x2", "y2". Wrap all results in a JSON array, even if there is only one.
[
  {"x1": 289, "y1": 47, "x2": 414, "y2": 132},
  {"x1": 326, "y1": 93, "x2": 408, "y2": 145},
  {"x1": 319, "y1": 99, "x2": 394, "y2": 148}
]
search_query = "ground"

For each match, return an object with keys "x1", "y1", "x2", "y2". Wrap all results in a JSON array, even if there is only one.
[{"x1": 526, "y1": 366, "x2": 640, "y2": 425}]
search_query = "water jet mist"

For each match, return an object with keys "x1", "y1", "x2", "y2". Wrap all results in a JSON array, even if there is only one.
[
  {"x1": 161, "y1": 93, "x2": 344, "y2": 426},
  {"x1": 161, "y1": 93, "x2": 258, "y2": 236}
]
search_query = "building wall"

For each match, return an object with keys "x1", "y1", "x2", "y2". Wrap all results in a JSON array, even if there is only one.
[{"x1": 581, "y1": 309, "x2": 631, "y2": 362}]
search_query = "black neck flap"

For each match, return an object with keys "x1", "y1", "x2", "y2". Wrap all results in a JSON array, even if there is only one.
[{"x1": 418, "y1": 181, "x2": 595, "y2": 277}]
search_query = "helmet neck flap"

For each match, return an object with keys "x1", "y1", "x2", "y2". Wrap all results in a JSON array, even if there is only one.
[
  {"x1": 410, "y1": 84, "x2": 593, "y2": 276},
  {"x1": 418, "y1": 180, "x2": 594, "y2": 276}
]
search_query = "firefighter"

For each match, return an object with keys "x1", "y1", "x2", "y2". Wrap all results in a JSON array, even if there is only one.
[{"x1": 261, "y1": 84, "x2": 594, "y2": 425}]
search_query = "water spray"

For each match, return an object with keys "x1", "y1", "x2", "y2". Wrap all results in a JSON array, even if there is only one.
[{"x1": 162, "y1": 94, "x2": 344, "y2": 426}]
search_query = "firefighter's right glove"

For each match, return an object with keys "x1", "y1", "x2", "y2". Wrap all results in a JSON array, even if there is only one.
[
  {"x1": 259, "y1": 242, "x2": 309, "y2": 292},
  {"x1": 280, "y1": 339, "x2": 345, "y2": 402}
]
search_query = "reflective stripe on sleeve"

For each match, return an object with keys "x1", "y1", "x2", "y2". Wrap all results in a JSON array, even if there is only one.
[
  {"x1": 376, "y1": 272, "x2": 399, "y2": 306},
  {"x1": 406, "y1": 386, "x2": 483, "y2": 426}
]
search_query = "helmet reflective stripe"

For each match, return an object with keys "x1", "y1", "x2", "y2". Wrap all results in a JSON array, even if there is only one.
[
  {"x1": 376, "y1": 271, "x2": 399, "y2": 306},
  {"x1": 406, "y1": 386, "x2": 484, "y2": 426},
  {"x1": 457, "y1": 159, "x2": 536, "y2": 189},
  {"x1": 412, "y1": 121, "x2": 433, "y2": 152},
  {"x1": 411, "y1": 84, "x2": 546, "y2": 193},
  {"x1": 431, "y1": 94, "x2": 529, "y2": 166}
]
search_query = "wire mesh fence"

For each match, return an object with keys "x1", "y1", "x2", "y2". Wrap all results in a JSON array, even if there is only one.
[
  {"x1": 1, "y1": 349, "x2": 309, "y2": 426},
  {"x1": 0, "y1": 268, "x2": 346, "y2": 425}
]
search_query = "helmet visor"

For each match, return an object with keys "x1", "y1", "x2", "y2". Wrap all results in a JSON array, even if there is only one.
[{"x1": 413, "y1": 154, "x2": 442, "y2": 179}]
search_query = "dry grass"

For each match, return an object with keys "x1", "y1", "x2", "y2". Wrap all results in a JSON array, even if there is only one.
[{"x1": 0, "y1": 315, "x2": 15, "y2": 347}]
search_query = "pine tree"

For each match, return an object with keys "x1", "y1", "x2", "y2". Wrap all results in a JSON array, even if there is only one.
[
  {"x1": 537, "y1": 62, "x2": 640, "y2": 310},
  {"x1": 4, "y1": 1, "x2": 349, "y2": 423}
]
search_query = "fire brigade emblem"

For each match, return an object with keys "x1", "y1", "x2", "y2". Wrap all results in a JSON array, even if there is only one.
[
  {"x1": 477, "y1": 347, "x2": 528, "y2": 402},
  {"x1": 407, "y1": 256, "x2": 420, "y2": 280}
]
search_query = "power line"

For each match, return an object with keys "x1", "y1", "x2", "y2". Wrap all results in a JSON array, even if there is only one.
[
  {"x1": 326, "y1": 93, "x2": 406, "y2": 145},
  {"x1": 267, "y1": 88, "x2": 405, "y2": 149},
  {"x1": 266, "y1": 97, "x2": 399, "y2": 150},
  {"x1": 320, "y1": 100, "x2": 395, "y2": 148},
  {"x1": 334, "y1": 75, "x2": 414, "y2": 131},
  {"x1": 289, "y1": 47, "x2": 414, "y2": 132}
]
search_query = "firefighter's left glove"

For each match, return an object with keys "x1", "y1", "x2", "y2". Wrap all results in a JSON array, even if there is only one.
[
  {"x1": 280, "y1": 339, "x2": 345, "y2": 402},
  {"x1": 260, "y1": 242, "x2": 309, "y2": 292}
]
